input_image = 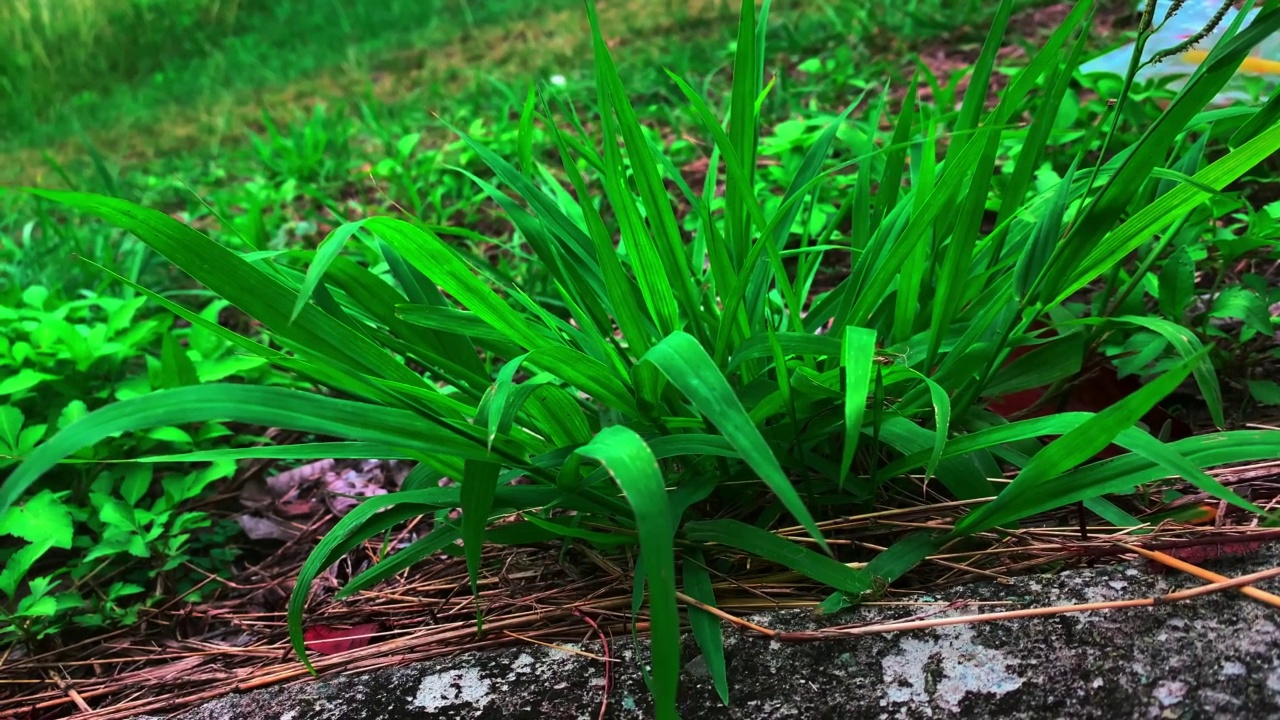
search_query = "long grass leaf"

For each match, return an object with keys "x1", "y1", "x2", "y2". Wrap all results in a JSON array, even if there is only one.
[
  {"x1": 575, "y1": 426, "x2": 678, "y2": 720},
  {"x1": 643, "y1": 332, "x2": 828, "y2": 551},
  {"x1": 839, "y1": 327, "x2": 877, "y2": 490},
  {"x1": 461, "y1": 459, "x2": 502, "y2": 626},
  {"x1": 0, "y1": 385, "x2": 499, "y2": 515},
  {"x1": 955, "y1": 351, "x2": 1208, "y2": 534},
  {"x1": 683, "y1": 519, "x2": 870, "y2": 594},
  {"x1": 682, "y1": 551, "x2": 730, "y2": 705}
]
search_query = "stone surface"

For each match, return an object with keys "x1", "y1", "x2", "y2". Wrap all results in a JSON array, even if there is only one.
[{"x1": 135, "y1": 544, "x2": 1280, "y2": 720}]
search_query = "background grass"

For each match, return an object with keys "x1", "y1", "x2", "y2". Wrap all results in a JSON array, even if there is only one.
[{"x1": 0, "y1": 0, "x2": 1057, "y2": 183}]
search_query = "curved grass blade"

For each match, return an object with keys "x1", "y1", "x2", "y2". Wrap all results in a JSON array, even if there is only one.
[
  {"x1": 574, "y1": 425, "x2": 678, "y2": 720},
  {"x1": 816, "y1": 531, "x2": 943, "y2": 614},
  {"x1": 290, "y1": 492, "x2": 472, "y2": 671},
  {"x1": 1107, "y1": 315, "x2": 1224, "y2": 429},
  {"x1": 584, "y1": 2, "x2": 697, "y2": 340},
  {"x1": 288, "y1": 485, "x2": 564, "y2": 670},
  {"x1": 1032, "y1": 430, "x2": 1280, "y2": 521},
  {"x1": 642, "y1": 332, "x2": 828, "y2": 552},
  {"x1": 335, "y1": 523, "x2": 461, "y2": 600},
  {"x1": 137, "y1": 442, "x2": 417, "y2": 463},
  {"x1": 23, "y1": 189, "x2": 424, "y2": 388},
  {"x1": 900, "y1": 368, "x2": 952, "y2": 487},
  {"x1": 524, "y1": 345, "x2": 638, "y2": 415},
  {"x1": 876, "y1": 416, "x2": 993, "y2": 500},
  {"x1": 954, "y1": 350, "x2": 1239, "y2": 535},
  {"x1": 361, "y1": 217, "x2": 558, "y2": 352},
  {"x1": 683, "y1": 519, "x2": 870, "y2": 594},
  {"x1": 727, "y1": 333, "x2": 841, "y2": 372},
  {"x1": 519, "y1": 513, "x2": 636, "y2": 547},
  {"x1": 683, "y1": 551, "x2": 730, "y2": 705},
  {"x1": 290, "y1": 220, "x2": 370, "y2": 322},
  {"x1": 0, "y1": 385, "x2": 504, "y2": 517}
]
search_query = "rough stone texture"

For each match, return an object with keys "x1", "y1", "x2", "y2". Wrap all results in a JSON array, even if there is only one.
[{"x1": 135, "y1": 544, "x2": 1280, "y2": 720}]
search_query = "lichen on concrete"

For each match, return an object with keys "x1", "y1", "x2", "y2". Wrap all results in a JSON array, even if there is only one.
[
  {"x1": 879, "y1": 624, "x2": 1024, "y2": 714},
  {"x1": 134, "y1": 544, "x2": 1280, "y2": 720},
  {"x1": 412, "y1": 666, "x2": 492, "y2": 712}
]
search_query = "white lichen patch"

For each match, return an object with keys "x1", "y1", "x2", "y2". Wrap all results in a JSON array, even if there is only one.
[
  {"x1": 880, "y1": 624, "x2": 1024, "y2": 715},
  {"x1": 530, "y1": 644, "x2": 582, "y2": 679},
  {"x1": 509, "y1": 653, "x2": 535, "y2": 675},
  {"x1": 1153, "y1": 680, "x2": 1187, "y2": 707},
  {"x1": 411, "y1": 667, "x2": 492, "y2": 712}
]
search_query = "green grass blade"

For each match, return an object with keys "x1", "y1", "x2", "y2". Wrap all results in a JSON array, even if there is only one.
[
  {"x1": 1108, "y1": 315, "x2": 1224, "y2": 429},
  {"x1": 728, "y1": 333, "x2": 841, "y2": 372},
  {"x1": 1015, "y1": 158, "x2": 1080, "y2": 301},
  {"x1": 725, "y1": 0, "x2": 763, "y2": 266},
  {"x1": 0, "y1": 385, "x2": 498, "y2": 516},
  {"x1": 23, "y1": 189, "x2": 424, "y2": 389},
  {"x1": 137, "y1": 443, "x2": 415, "y2": 463},
  {"x1": 955, "y1": 351, "x2": 1207, "y2": 535},
  {"x1": 839, "y1": 327, "x2": 877, "y2": 490},
  {"x1": 361, "y1": 217, "x2": 558, "y2": 352},
  {"x1": 396, "y1": 305, "x2": 544, "y2": 347},
  {"x1": 952, "y1": 0, "x2": 1014, "y2": 142},
  {"x1": 575, "y1": 425, "x2": 678, "y2": 720},
  {"x1": 1055, "y1": 123, "x2": 1280, "y2": 304},
  {"x1": 994, "y1": 0, "x2": 1093, "y2": 233},
  {"x1": 159, "y1": 332, "x2": 198, "y2": 389},
  {"x1": 875, "y1": 74, "x2": 917, "y2": 231},
  {"x1": 1013, "y1": 430, "x2": 1280, "y2": 522},
  {"x1": 1229, "y1": 86, "x2": 1280, "y2": 149},
  {"x1": 643, "y1": 332, "x2": 828, "y2": 551},
  {"x1": 461, "y1": 459, "x2": 502, "y2": 626},
  {"x1": 1044, "y1": 7, "x2": 1280, "y2": 300},
  {"x1": 336, "y1": 523, "x2": 462, "y2": 600},
  {"x1": 518, "y1": 513, "x2": 636, "y2": 547},
  {"x1": 290, "y1": 221, "x2": 369, "y2": 323},
  {"x1": 523, "y1": 346, "x2": 638, "y2": 415},
  {"x1": 817, "y1": 531, "x2": 943, "y2": 613},
  {"x1": 288, "y1": 490, "x2": 508, "y2": 672},
  {"x1": 876, "y1": 417, "x2": 993, "y2": 500},
  {"x1": 583, "y1": 1, "x2": 698, "y2": 339},
  {"x1": 683, "y1": 519, "x2": 870, "y2": 594},
  {"x1": 682, "y1": 551, "x2": 730, "y2": 705}
]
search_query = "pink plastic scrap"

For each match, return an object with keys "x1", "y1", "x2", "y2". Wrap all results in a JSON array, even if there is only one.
[{"x1": 1077, "y1": 0, "x2": 1280, "y2": 104}]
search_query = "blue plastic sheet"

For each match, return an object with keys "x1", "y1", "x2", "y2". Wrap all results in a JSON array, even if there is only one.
[{"x1": 1077, "y1": 0, "x2": 1280, "y2": 104}]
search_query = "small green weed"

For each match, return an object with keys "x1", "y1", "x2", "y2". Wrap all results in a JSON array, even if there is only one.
[{"x1": 0, "y1": 286, "x2": 277, "y2": 642}]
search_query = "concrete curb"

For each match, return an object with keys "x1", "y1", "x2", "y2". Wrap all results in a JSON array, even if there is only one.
[{"x1": 136, "y1": 543, "x2": 1280, "y2": 719}]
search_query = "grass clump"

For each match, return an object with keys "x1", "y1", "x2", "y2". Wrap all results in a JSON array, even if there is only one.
[{"x1": 3, "y1": 0, "x2": 1280, "y2": 717}]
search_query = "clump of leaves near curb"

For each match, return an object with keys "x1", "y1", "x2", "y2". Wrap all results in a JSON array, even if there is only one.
[
  {"x1": 5, "y1": 0, "x2": 1280, "y2": 717},
  {"x1": 0, "y1": 286, "x2": 273, "y2": 642}
]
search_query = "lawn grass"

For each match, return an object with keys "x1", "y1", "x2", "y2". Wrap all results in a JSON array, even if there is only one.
[
  {"x1": 0, "y1": 0, "x2": 1055, "y2": 185},
  {"x1": 0, "y1": 0, "x2": 579, "y2": 145}
]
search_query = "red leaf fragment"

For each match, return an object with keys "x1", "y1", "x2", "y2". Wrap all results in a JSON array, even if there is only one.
[
  {"x1": 985, "y1": 321, "x2": 1193, "y2": 461},
  {"x1": 1146, "y1": 541, "x2": 1268, "y2": 572},
  {"x1": 303, "y1": 623, "x2": 381, "y2": 655}
]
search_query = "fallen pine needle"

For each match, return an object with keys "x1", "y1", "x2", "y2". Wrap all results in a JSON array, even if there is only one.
[
  {"x1": 676, "y1": 566, "x2": 1280, "y2": 642},
  {"x1": 1118, "y1": 542, "x2": 1280, "y2": 609},
  {"x1": 502, "y1": 630, "x2": 614, "y2": 662}
]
